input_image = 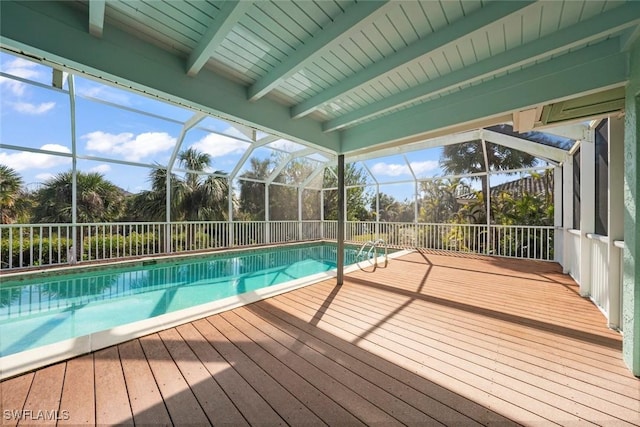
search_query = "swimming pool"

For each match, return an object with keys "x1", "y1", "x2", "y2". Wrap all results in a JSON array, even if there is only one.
[{"x1": 0, "y1": 242, "x2": 403, "y2": 378}]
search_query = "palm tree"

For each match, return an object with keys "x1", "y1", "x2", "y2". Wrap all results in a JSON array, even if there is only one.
[
  {"x1": 128, "y1": 148, "x2": 230, "y2": 221},
  {"x1": 32, "y1": 171, "x2": 124, "y2": 223},
  {"x1": 0, "y1": 165, "x2": 31, "y2": 224},
  {"x1": 419, "y1": 179, "x2": 468, "y2": 223},
  {"x1": 440, "y1": 141, "x2": 536, "y2": 207},
  {"x1": 178, "y1": 148, "x2": 229, "y2": 220}
]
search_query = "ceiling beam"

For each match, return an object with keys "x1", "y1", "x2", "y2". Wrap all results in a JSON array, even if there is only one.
[
  {"x1": 341, "y1": 38, "x2": 627, "y2": 152},
  {"x1": 88, "y1": 0, "x2": 105, "y2": 38},
  {"x1": 186, "y1": 1, "x2": 252, "y2": 77},
  {"x1": 324, "y1": 1, "x2": 640, "y2": 132},
  {"x1": 246, "y1": 0, "x2": 390, "y2": 101},
  {"x1": 479, "y1": 129, "x2": 567, "y2": 162},
  {"x1": 292, "y1": 1, "x2": 534, "y2": 119},
  {"x1": 0, "y1": 0, "x2": 340, "y2": 153}
]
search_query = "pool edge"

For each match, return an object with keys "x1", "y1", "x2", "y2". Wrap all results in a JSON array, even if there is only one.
[{"x1": 0, "y1": 249, "x2": 413, "y2": 380}]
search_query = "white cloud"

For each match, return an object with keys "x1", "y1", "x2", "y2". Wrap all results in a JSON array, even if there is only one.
[
  {"x1": 268, "y1": 138, "x2": 305, "y2": 152},
  {"x1": 82, "y1": 131, "x2": 175, "y2": 162},
  {"x1": 370, "y1": 160, "x2": 439, "y2": 177},
  {"x1": 0, "y1": 58, "x2": 43, "y2": 96},
  {"x1": 0, "y1": 144, "x2": 71, "y2": 171},
  {"x1": 76, "y1": 84, "x2": 131, "y2": 106},
  {"x1": 191, "y1": 133, "x2": 249, "y2": 158},
  {"x1": 88, "y1": 164, "x2": 111, "y2": 174},
  {"x1": 35, "y1": 173, "x2": 55, "y2": 182},
  {"x1": 409, "y1": 160, "x2": 439, "y2": 175},
  {"x1": 12, "y1": 101, "x2": 55, "y2": 115}
]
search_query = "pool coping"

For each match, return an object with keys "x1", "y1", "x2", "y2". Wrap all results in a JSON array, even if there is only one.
[
  {"x1": 1, "y1": 240, "x2": 340, "y2": 281},
  {"x1": 0, "y1": 245, "x2": 413, "y2": 380}
]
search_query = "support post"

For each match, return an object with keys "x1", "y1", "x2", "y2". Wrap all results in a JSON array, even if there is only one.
[
  {"x1": 622, "y1": 40, "x2": 640, "y2": 375},
  {"x1": 608, "y1": 116, "x2": 624, "y2": 329},
  {"x1": 375, "y1": 184, "x2": 380, "y2": 241},
  {"x1": 228, "y1": 177, "x2": 233, "y2": 248},
  {"x1": 337, "y1": 155, "x2": 345, "y2": 286},
  {"x1": 562, "y1": 154, "x2": 574, "y2": 274},
  {"x1": 298, "y1": 188, "x2": 303, "y2": 239},
  {"x1": 320, "y1": 189, "x2": 325, "y2": 239},
  {"x1": 68, "y1": 75, "x2": 78, "y2": 264},
  {"x1": 481, "y1": 140, "x2": 491, "y2": 254},
  {"x1": 553, "y1": 165, "x2": 563, "y2": 263},
  {"x1": 580, "y1": 130, "x2": 596, "y2": 297},
  {"x1": 265, "y1": 184, "x2": 270, "y2": 244}
]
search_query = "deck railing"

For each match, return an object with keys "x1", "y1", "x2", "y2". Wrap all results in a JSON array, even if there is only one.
[{"x1": 1, "y1": 220, "x2": 555, "y2": 270}]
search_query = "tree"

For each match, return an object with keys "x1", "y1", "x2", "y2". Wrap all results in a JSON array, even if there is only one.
[
  {"x1": 127, "y1": 148, "x2": 230, "y2": 221},
  {"x1": 419, "y1": 179, "x2": 463, "y2": 223},
  {"x1": 238, "y1": 154, "x2": 319, "y2": 221},
  {"x1": 440, "y1": 141, "x2": 536, "y2": 207},
  {"x1": 237, "y1": 157, "x2": 270, "y2": 220},
  {"x1": 32, "y1": 171, "x2": 124, "y2": 223},
  {"x1": 323, "y1": 163, "x2": 371, "y2": 221},
  {"x1": 0, "y1": 165, "x2": 31, "y2": 224}
]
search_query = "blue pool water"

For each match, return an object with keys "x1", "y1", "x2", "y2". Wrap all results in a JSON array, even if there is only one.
[{"x1": 0, "y1": 243, "x2": 376, "y2": 357}]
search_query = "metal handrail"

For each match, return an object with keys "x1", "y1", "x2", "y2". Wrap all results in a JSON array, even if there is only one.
[{"x1": 356, "y1": 238, "x2": 388, "y2": 272}]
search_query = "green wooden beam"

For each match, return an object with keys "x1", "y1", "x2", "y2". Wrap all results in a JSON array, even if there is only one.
[
  {"x1": 186, "y1": 1, "x2": 253, "y2": 77},
  {"x1": 292, "y1": 0, "x2": 535, "y2": 119},
  {"x1": 341, "y1": 38, "x2": 627, "y2": 153},
  {"x1": 0, "y1": 1, "x2": 340, "y2": 152},
  {"x1": 246, "y1": 0, "x2": 390, "y2": 101},
  {"x1": 88, "y1": 0, "x2": 105, "y2": 38},
  {"x1": 324, "y1": 2, "x2": 640, "y2": 132}
]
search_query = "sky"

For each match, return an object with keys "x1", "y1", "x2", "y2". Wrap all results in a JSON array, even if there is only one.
[{"x1": 0, "y1": 51, "x2": 551, "y2": 203}]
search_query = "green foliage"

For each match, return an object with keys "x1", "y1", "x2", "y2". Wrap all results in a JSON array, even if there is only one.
[
  {"x1": 238, "y1": 158, "x2": 269, "y2": 221},
  {"x1": 323, "y1": 164, "x2": 372, "y2": 221},
  {"x1": 440, "y1": 141, "x2": 536, "y2": 203},
  {"x1": 419, "y1": 179, "x2": 469, "y2": 223},
  {"x1": 32, "y1": 170, "x2": 125, "y2": 223},
  {"x1": 1, "y1": 235, "x2": 72, "y2": 268},
  {"x1": 126, "y1": 149, "x2": 230, "y2": 222},
  {"x1": 0, "y1": 164, "x2": 33, "y2": 224}
]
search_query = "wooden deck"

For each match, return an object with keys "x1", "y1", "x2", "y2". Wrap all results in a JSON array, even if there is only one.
[{"x1": 1, "y1": 251, "x2": 639, "y2": 426}]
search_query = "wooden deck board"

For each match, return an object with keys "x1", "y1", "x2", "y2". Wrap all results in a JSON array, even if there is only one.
[
  {"x1": 94, "y1": 347, "x2": 133, "y2": 426},
  {"x1": 0, "y1": 372, "x2": 33, "y2": 427},
  {"x1": 157, "y1": 328, "x2": 249, "y2": 426},
  {"x1": 215, "y1": 311, "x2": 369, "y2": 426},
  {"x1": 18, "y1": 364, "x2": 65, "y2": 426},
  {"x1": 289, "y1": 279, "x2": 639, "y2": 423},
  {"x1": 174, "y1": 322, "x2": 285, "y2": 426},
  {"x1": 138, "y1": 334, "x2": 211, "y2": 425},
  {"x1": 58, "y1": 354, "x2": 94, "y2": 426},
  {"x1": 1, "y1": 251, "x2": 639, "y2": 426}
]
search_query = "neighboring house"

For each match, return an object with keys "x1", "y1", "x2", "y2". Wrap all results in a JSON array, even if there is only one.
[{"x1": 457, "y1": 173, "x2": 553, "y2": 204}]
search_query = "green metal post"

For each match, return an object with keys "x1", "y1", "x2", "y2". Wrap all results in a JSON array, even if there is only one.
[{"x1": 623, "y1": 40, "x2": 640, "y2": 376}]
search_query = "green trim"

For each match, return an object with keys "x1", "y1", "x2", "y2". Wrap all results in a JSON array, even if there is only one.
[
  {"x1": 341, "y1": 39, "x2": 627, "y2": 152},
  {"x1": 247, "y1": 1, "x2": 390, "y2": 101},
  {"x1": 623, "y1": 40, "x2": 640, "y2": 376},
  {"x1": 323, "y1": 2, "x2": 640, "y2": 132},
  {"x1": 0, "y1": 1, "x2": 340, "y2": 152},
  {"x1": 292, "y1": 1, "x2": 534, "y2": 119}
]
